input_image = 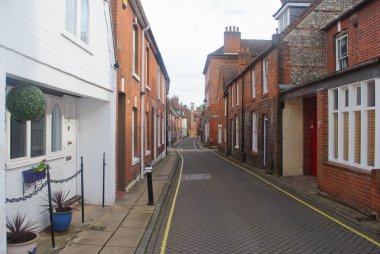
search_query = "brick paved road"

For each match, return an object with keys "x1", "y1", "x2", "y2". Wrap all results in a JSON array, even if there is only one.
[{"x1": 148, "y1": 137, "x2": 380, "y2": 254}]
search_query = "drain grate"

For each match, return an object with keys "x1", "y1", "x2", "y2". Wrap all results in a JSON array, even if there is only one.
[{"x1": 182, "y1": 174, "x2": 211, "y2": 181}]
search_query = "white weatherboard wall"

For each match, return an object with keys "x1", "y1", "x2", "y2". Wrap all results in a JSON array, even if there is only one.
[
  {"x1": 0, "y1": 71, "x2": 6, "y2": 254},
  {"x1": 0, "y1": 0, "x2": 116, "y2": 231},
  {"x1": 78, "y1": 98, "x2": 116, "y2": 206}
]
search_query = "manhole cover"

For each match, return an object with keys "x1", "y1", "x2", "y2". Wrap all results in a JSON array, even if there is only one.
[{"x1": 182, "y1": 174, "x2": 211, "y2": 181}]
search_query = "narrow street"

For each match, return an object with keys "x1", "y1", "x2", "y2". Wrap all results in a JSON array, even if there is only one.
[{"x1": 147, "y1": 137, "x2": 380, "y2": 254}]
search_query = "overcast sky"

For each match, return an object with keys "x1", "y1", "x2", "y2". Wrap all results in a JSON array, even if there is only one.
[{"x1": 141, "y1": 0, "x2": 282, "y2": 108}]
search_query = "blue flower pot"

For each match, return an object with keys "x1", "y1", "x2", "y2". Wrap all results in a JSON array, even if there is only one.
[
  {"x1": 22, "y1": 169, "x2": 46, "y2": 183},
  {"x1": 52, "y1": 211, "x2": 72, "y2": 232}
]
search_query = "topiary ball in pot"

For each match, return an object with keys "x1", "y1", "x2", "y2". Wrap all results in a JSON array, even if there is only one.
[{"x1": 6, "y1": 84, "x2": 46, "y2": 121}]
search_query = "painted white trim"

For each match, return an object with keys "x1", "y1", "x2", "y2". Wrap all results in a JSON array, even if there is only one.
[
  {"x1": 328, "y1": 79, "x2": 378, "y2": 170},
  {"x1": 0, "y1": 70, "x2": 7, "y2": 254},
  {"x1": 252, "y1": 70, "x2": 256, "y2": 99},
  {"x1": 274, "y1": 3, "x2": 310, "y2": 19}
]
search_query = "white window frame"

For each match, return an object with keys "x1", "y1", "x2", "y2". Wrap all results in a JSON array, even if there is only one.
[
  {"x1": 263, "y1": 58, "x2": 269, "y2": 94},
  {"x1": 218, "y1": 124, "x2": 222, "y2": 145},
  {"x1": 235, "y1": 115, "x2": 239, "y2": 148},
  {"x1": 6, "y1": 94, "x2": 65, "y2": 169},
  {"x1": 336, "y1": 34, "x2": 348, "y2": 71},
  {"x1": 157, "y1": 114, "x2": 161, "y2": 146},
  {"x1": 158, "y1": 68, "x2": 161, "y2": 100},
  {"x1": 132, "y1": 108, "x2": 140, "y2": 165},
  {"x1": 145, "y1": 112, "x2": 151, "y2": 155},
  {"x1": 328, "y1": 79, "x2": 379, "y2": 170},
  {"x1": 252, "y1": 70, "x2": 256, "y2": 99},
  {"x1": 132, "y1": 18, "x2": 140, "y2": 80},
  {"x1": 162, "y1": 115, "x2": 165, "y2": 145},
  {"x1": 252, "y1": 112, "x2": 258, "y2": 152},
  {"x1": 63, "y1": 0, "x2": 91, "y2": 48},
  {"x1": 236, "y1": 82, "x2": 239, "y2": 106},
  {"x1": 231, "y1": 86, "x2": 234, "y2": 107},
  {"x1": 224, "y1": 97, "x2": 227, "y2": 116}
]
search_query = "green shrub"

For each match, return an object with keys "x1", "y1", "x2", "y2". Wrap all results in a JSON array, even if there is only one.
[{"x1": 6, "y1": 84, "x2": 46, "y2": 120}]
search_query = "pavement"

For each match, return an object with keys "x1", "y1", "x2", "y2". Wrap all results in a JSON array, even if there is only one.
[
  {"x1": 37, "y1": 136, "x2": 380, "y2": 253},
  {"x1": 37, "y1": 143, "x2": 181, "y2": 254}
]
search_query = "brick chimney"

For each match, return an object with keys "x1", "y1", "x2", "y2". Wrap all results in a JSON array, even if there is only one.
[{"x1": 224, "y1": 26, "x2": 241, "y2": 54}]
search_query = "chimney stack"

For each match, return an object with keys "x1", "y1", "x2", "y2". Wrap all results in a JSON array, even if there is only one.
[{"x1": 224, "y1": 26, "x2": 241, "y2": 54}]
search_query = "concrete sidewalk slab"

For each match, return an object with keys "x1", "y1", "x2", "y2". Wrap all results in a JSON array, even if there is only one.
[{"x1": 44, "y1": 148, "x2": 180, "y2": 254}]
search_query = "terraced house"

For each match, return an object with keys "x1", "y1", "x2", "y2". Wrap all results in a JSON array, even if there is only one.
[
  {"x1": 220, "y1": 0, "x2": 380, "y2": 216},
  {"x1": 0, "y1": 0, "x2": 117, "y2": 251},
  {"x1": 111, "y1": 0, "x2": 170, "y2": 192}
]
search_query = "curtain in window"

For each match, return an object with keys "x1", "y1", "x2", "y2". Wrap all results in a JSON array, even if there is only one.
[
  {"x1": 31, "y1": 115, "x2": 46, "y2": 158},
  {"x1": 65, "y1": 0, "x2": 77, "y2": 35},
  {"x1": 51, "y1": 104, "x2": 62, "y2": 152},
  {"x1": 80, "y1": 0, "x2": 89, "y2": 43},
  {"x1": 10, "y1": 117, "x2": 27, "y2": 159}
]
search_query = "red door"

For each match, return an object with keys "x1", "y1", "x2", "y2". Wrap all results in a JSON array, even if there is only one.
[{"x1": 310, "y1": 102, "x2": 318, "y2": 176}]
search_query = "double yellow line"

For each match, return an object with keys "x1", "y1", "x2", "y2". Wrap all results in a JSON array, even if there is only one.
[{"x1": 160, "y1": 150, "x2": 380, "y2": 253}]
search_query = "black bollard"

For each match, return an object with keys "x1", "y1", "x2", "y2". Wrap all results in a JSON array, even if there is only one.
[{"x1": 146, "y1": 164, "x2": 154, "y2": 205}]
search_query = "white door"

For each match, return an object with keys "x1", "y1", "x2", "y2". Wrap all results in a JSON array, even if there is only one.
[{"x1": 64, "y1": 119, "x2": 77, "y2": 191}]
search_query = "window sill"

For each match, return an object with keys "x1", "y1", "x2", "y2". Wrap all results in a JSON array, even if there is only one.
[
  {"x1": 323, "y1": 160, "x2": 373, "y2": 174},
  {"x1": 61, "y1": 31, "x2": 93, "y2": 55},
  {"x1": 132, "y1": 157, "x2": 140, "y2": 166},
  {"x1": 145, "y1": 85, "x2": 151, "y2": 92},
  {"x1": 132, "y1": 72, "x2": 140, "y2": 82},
  {"x1": 6, "y1": 154, "x2": 65, "y2": 171},
  {"x1": 145, "y1": 150, "x2": 151, "y2": 156},
  {"x1": 234, "y1": 145, "x2": 239, "y2": 149}
]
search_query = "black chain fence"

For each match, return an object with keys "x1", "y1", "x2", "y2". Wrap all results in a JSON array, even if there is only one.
[{"x1": 5, "y1": 168, "x2": 82, "y2": 203}]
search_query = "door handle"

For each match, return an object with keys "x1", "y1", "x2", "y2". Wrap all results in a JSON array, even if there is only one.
[{"x1": 68, "y1": 141, "x2": 73, "y2": 145}]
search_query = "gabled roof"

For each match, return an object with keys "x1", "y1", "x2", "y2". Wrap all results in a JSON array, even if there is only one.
[{"x1": 203, "y1": 39, "x2": 271, "y2": 74}]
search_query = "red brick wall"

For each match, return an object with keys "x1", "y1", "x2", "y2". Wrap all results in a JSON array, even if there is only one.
[
  {"x1": 317, "y1": 90, "x2": 380, "y2": 217},
  {"x1": 113, "y1": 0, "x2": 167, "y2": 190},
  {"x1": 326, "y1": 0, "x2": 380, "y2": 73}
]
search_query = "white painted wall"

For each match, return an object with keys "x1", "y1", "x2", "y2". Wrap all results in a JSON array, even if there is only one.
[
  {"x1": 0, "y1": 71, "x2": 7, "y2": 254},
  {"x1": 0, "y1": 0, "x2": 115, "y2": 101},
  {"x1": 282, "y1": 98, "x2": 304, "y2": 176},
  {"x1": 0, "y1": 0, "x2": 116, "y2": 232},
  {"x1": 78, "y1": 98, "x2": 116, "y2": 206}
]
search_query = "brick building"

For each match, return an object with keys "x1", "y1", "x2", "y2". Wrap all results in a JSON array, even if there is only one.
[
  {"x1": 202, "y1": 27, "x2": 271, "y2": 148},
  {"x1": 222, "y1": 0, "x2": 360, "y2": 176},
  {"x1": 282, "y1": 0, "x2": 380, "y2": 216},
  {"x1": 111, "y1": 0, "x2": 170, "y2": 191}
]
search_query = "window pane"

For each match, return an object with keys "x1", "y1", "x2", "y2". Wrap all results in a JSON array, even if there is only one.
[
  {"x1": 51, "y1": 104, "x2": 62, "y2": 152},
  {"x1": 31, "y1": 115, "x2": 46, "y2": 158},
  {"x1": 333, "y1": 113, "x2": 338, "y2": 159},
  {"x1": 354, "y1": 111, "x2": 361, "y2": 164},
  {"x1": 80, "y1": 0, "x2": 89, "y2": 43},
  {"x1": 368, "y1": 81, "x2": 375, "y2": 107},
  {"x1": 65, "y1": 0, "x2": 77, "y2": 35},
  {"x1": 356, "y1": 86, "x2": 361, "y2": 106},
  {"x1": 333, "y1": 89, "x2": 338, "y2": 110},
  {"x1": 343, "y1": 112, "x2": 349, "y2": 161},
  {"x1": 10, "y1": 117, "x2": 27, "y2": 159},
  {"x1": 368, "y1": 110, "x2": 375, "y2": 166},
  {"x1": 344, "y1": 88, "x2": 349, "y2": 107},
  {"x1": 340, "y1": 36, "x2": 347, "y2": 57}
]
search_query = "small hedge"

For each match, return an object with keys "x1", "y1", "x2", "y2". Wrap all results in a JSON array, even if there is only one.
[{"x1": 6, "y1": 84, "x2": 46, "y2": 121}]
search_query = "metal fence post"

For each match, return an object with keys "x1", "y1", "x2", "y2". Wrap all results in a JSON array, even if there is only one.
[
  {"x1": 102, "y1": 153, "x2": 106, "y2": 208},
  {"x1": 81, "y1": 157, "x2": 84, "y2": 223},
  {"x1": 46, "y1": 165, "x2": 55, "y2": 248}
]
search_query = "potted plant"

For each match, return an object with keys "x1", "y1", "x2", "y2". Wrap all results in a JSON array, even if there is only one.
[
  {"x1": 22, "y1": 160, "x2": 47, "y2": 183},
  {"x1": 6, "y1": 213, "x2": 39, "y2": 254},
  {"x1": 51, "y1": 190, "x2": 78, "y2": 232}
]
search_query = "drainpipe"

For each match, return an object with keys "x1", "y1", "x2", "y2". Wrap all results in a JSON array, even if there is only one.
[{"x1": 140, "y1": 24, "x2": 150, "y2": 179}]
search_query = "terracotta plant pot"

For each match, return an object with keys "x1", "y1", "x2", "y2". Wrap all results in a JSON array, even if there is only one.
[{"x1": 7, "y1": 233, "x2": 38, "y2": 254}]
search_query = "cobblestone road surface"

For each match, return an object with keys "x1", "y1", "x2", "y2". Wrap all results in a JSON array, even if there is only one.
[{"x1": 148, "y1": 137, "x2": 380, "y2": 254}]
